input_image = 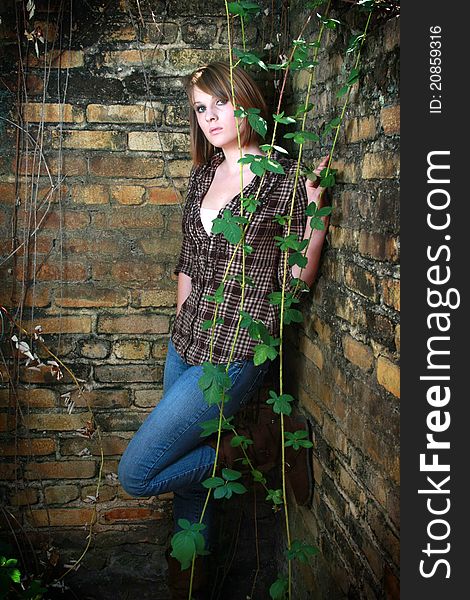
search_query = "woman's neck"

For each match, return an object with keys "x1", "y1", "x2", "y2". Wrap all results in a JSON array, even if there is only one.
[{"x1": 220, "y1": 142, "x2": 264, "y2": 175}]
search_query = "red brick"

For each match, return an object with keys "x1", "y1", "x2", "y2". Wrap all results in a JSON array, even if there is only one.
[
  {"x1": 54, "y1": 285, "x2": 128, "y2": 308},
  {"x1": 0, "y1": 284, "x2": 51, "y2": 309},
  {"x1": 62, "y1": 237, "x2": 121, "y2": 255},
  {"x1": 0, "y1": 463, "x2": 21, "y2": 480},
  {"x1": 29, "y1": 508, "x2": 95, "y2": 527},
  {"x1": 70, "y1": 184, "x2": 109, "y2": 204},
  {"x1": 74, "y1": 390, "x2": 130, "y2": 409},
  {"x1": 98, "y1": 314, "x2": 169, "y2": 334},
  {"x1": 111, "y1": 185, "x2": 146, "y2": 205},
  {"x1": 102, "y1": 507, "x2": 162, "y2": 522},
  {"x1": 147, "y1": 187, "x2": 182, "y2": 205},
  {"x1": 17, "y1": 208, "x2": 90, "y2": 230},
  {"x1": 89, "y1": 156, "x2": 164, "y2": 178},
  {"x1": 9, "y1": 488, "x2": 39, "y2": 506},
  {"x1": 17, "y1": 261, "x2": 88, "y2": 282},
  {"x1": 81, "y1": 484, "x2": 116, "y2": 502},
  {"x1": 0, "y1": 438, "x2": 55, "y2": 456},
  {"x1": 25, "y1": 460, "x2": 96, "y2": 480}
]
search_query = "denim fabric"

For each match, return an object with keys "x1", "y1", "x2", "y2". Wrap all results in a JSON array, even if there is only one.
[{"x1": 118, "y1": 338, "x2": 269, "y2": 551}]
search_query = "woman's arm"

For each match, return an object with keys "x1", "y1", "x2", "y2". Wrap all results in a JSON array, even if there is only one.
[
  {"x1": 291, "y1": 156, "x2": 331, "y2": 288},
  {"x1": 176, "y1": 272, "x2": 192, "y2": 315}
]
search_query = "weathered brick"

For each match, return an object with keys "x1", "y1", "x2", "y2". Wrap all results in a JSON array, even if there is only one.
[
  {"x1": 98, "y1": 314, "x2": 169, "y2": 334},
  {"x1": 54, "y1": 285, "x2": 128, "y2": 308},
  {"x1": 167, "y1": 159, "x2": 192, "y2": 178},
  {"x1": 17, "y1": 208, "x2": 90, "y2": 230},
  {"x1": 22, "y1": 315, "x2": 92, "y2": 334},
  {"x1": 89, "y1": 156, "x2": 164, "y2": 178},
  {"x1": 382, "y1": 278, "x2": 400, "y2": 311},
  {"x1": 344, "y1": 264, "x2": 378, "y2": 301},
  {"x1": 79, "y1": 339, "x2": 111, "y2": 359},
  {"x1": 0, "y1": 438, "x2": 55, "y2": 456},
  {"x1": 0, "y1": 284, "x2": 51, "y2": 309},
  {"x1": 102, "y1": 49, "x2": 165, "y2": 67},
  {"x1": 52, "y1": 130, "x2": 126, "y2": 151},
  {"x1": 22, "y1": 103, "x2": 84, "y2": 123},
  {"x1": 329, "y1": 226, "x2": 359, "y2": 250},
  {"x1": 151, "y1": 340, "x2": 168, "y2": 360},
  {"x1": 299, "y1": 334, "x2": 323, "y2": 370},
  {"x1": 62, "y1": 236, "x2": 121, "y2": 255},
  {"x1": 86, "y1": 103, "x2": 161, "y2": 124},
  {"x1": 111, "y1": 185, "x2": 146, "y2": 205},
  {"x1": 323, "y1": 416, "x2": 348, "y2": 455},
  {"x1": 44, "y1": 484, "x2": 80, "y2": 504},
  {"x1": 298, "y1": 385, "x2": 323, "y2": 426},
  {"x1": 114, "y1": 340, "x2": 151, "y2": 360},
  {"x1": 128, "y1": 132, "x2": 190, "y2": 153},
  {"x1": 29, "y1": 508, "x2": 95, "y2": 527},
  {"x1": 60, "y1": 435, "x2": 129, "y2": 456},
  {"x1": 362, "y1": 153, "x2": 399, "y2": 180},
  {"x1": 9, "y1": 488, "x2": 39, "y2": 506},
  {"x1": 376, "y1": 356, "x2": 400, "y2": 397},
  {"x1": 92, "y1": 260, "x2": 164, "y2": 283},
  {"x1": 70, "y1": 184, "x2": 109, "y2": 204},
  {"x1": 168, "y1": 49, "x2": 227, "y2": 74},
  {"x1": 81, "y1": 484, "x2": 116, "y2": 502},
  {"x1": 334, "y1": 294, "x2": 367, "y2": 327},
  {"x1": 381, "y1": 105, "x2": 400, "y2": 135},
  {"x1": 27, "y1": 49, "x2": 84, "y2": 68},
  {"x1": 25, "y1": 460, "x2": 95, "y2": 480},
  {"x1": 92, "y1": 207, "x2": 164, "y2": 229},
  {"x1": 384, "y1": 15, "x2": 400, "y2": 51},
  {"x1": 132, "y1": 289, "x2": 176, "y2": 308},
  {"x1": 344, "y1": 116, "x2": 377, "y2": 143},
  {"x1": 102, "y1": 507, "x2": 162, "y2": 522},
  {"x1": 342, "y1": 335, "x2": 374, "y2": 371},
  {"x1": 97, "y1": 412, "x2": 149, "y2": 433},
  {"x1": 359, "y1": 231, "x2": 399, "y2": 262},
  {"x1": 0, "y1": 388, "x2": 55, "y2": 408},
  {"x1": 147, "y1": 187, "x2": 182, "y2": 205},
  {"x1": 23, "y1": 411, "x2": 94, "y2": 431},
  {"x1": 330, "y1": 158, "x2": 359, "y2": 184},
  {"x1": 74, "y1": 390, "x2": 130, "y2": 409},
  {"x1": 95, "y1": 365, "x2": 163, "y2": 384},
  {"x1": 395, "y1": 324, "x2": 400, "y2": 354},
  {"x1": 134, "y1": 389, "x2": 163, "y2": 408}
]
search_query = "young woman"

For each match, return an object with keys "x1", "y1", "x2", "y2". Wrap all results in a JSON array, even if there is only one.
[{"x1": 118, "y1": 62, "x2": 330, "y2": 599}]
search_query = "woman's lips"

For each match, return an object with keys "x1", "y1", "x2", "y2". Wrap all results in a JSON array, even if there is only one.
[{"x1": 209, "y1": 127, "x2": 223, "y2": 134}]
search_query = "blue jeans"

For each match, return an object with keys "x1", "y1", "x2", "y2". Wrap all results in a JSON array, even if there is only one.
[{"x1": 118, "y1": 338, "x2": 269, "y2": 552}]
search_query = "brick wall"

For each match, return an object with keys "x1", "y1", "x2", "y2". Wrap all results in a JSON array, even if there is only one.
[
  {"x1": 285, "y1": 3, "x2": 400, "y2": 599},
  {"x1": 0, "y1": 1, "x2": 399, "y2": 598}
]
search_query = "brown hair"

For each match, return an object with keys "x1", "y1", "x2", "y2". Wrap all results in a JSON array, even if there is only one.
[{"x1": 184, "y1": 62, "x2": 268, "y2": 166}]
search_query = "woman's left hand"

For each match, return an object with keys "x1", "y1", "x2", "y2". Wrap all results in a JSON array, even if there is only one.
[{"x1": 305, "y1": 155, "x2": 330, "y2": 210}]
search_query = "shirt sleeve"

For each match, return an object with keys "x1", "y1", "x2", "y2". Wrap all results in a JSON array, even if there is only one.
[
  {"x1": 276, "y1": 165, "x2": 309, "y2": 294},
  {"x1": 174, "y1": 166, "x2": 199, "y2": 278}
]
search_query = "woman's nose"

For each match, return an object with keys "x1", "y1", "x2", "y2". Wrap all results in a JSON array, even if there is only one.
[{"x1": 205, "y1": 108, "x2": 217, "y2": 122}]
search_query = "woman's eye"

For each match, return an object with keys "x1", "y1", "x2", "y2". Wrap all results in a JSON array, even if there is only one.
[
  {"x1": 196, "y1": 106, "x2": 205, "y2": 113},
  {"x1": 216, "y1": 99, "x2": 227, "y2": 106}
]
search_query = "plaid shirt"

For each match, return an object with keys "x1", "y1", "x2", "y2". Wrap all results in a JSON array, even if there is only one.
[{"x1": 172, "y1": 150, "x2": 308, "y2": 366}]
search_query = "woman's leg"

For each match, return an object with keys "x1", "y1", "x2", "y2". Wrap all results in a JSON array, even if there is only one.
[{"x1": 118, "y1": 340, "x2": 268, "y2": 550}]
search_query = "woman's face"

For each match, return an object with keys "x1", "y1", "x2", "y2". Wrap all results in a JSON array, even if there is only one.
[{"x1": 191, "y1": 86, "x2": 241, "y2": 149}]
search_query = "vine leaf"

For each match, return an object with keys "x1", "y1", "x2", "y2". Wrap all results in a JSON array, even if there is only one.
[
  {"x1": 198, "y1": 362, "x2": 232, "y2": 405},
  {"x1": 171, "y1": 519, "x2": 209, "y2": 570},
  {"x1": 211, "y1": 209, "x2": 248, "y2": 244},
  {"x1": 266, "y1": 488, "x2": 284, "y2": 505},
  {"x1": 199, "y1": 416, "x2": 234, "y2": 438},
  {"x1": 273, "y1": 111, "x2": 296, "y2": 125},
  {"x1": 201, "y1": 317, "x2": 224, "y2": 331},
  {"x1": 284, "y1": 429, "x2": 314, "y2": 450},
  {"x1": 204, "y1": 282, "x2": 225, "y2": 304},
  {"x1": 267, "y1": 390, "x2": 294, "y2": 415},
  {"x1": 286, "y1": 539, "x2": 319, "y2": 562},
  {"x1": 270, "y1": 575, "x2": 288, "y2": 600},
  {"x1": 227, "y1": 1, "x2": 261, "y2": 20},
  {"x1": 233, "y1": 48, "x2": 268, "y2": 71}
]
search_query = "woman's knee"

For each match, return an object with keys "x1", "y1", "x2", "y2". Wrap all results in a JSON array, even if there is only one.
[{"x1": 117, "y1": 449, "x2": 148, "y2": 497}]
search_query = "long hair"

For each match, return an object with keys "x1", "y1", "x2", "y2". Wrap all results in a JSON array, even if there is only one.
[{"x1": 184, "y1": 62, "x2": 268, "y2": 166}]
